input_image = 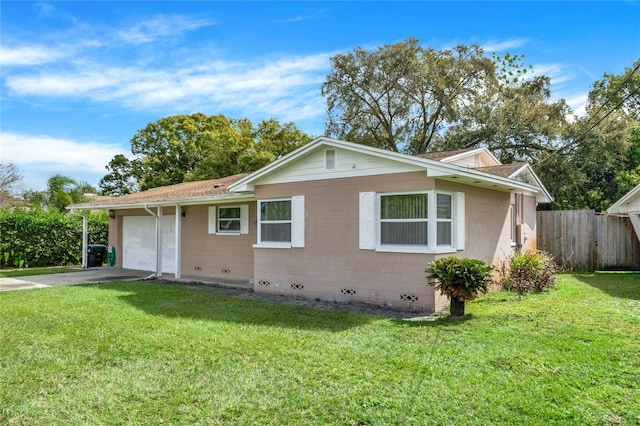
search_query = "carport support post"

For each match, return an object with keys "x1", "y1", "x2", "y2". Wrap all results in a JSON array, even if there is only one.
[
  {"x1": 81, "y1": 212, "x2": 88, "y2": 268},
  {"x1": 175, "y1": 204, "x2": 182, "y2": 280}
]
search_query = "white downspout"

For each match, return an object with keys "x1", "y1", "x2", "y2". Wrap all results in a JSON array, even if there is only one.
[
  {"x1": 70, "y1": 209, "x2": 88, "y2": 269},
  {"x1": 144, "y1": 205, "x2": 161, "y2": 280}
]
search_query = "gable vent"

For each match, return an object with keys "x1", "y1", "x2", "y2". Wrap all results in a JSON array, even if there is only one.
[{"x1": 325, "y1": 149, "x2": 336, "y2": 169}]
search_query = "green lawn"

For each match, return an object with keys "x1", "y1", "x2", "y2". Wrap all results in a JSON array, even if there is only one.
[
  {"x1": 0, "y1": 274, "x2": 638, "y2": 425},
  {"x1": 0, "y1": 267, "x2": 77, "y2": 278}
]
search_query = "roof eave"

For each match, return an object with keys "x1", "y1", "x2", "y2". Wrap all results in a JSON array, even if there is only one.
[{"x1": 68, "y1": 193, "x2": 256, "y2": 211}]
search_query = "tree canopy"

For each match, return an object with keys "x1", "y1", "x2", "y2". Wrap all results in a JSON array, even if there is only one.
[
  {"x1": 322, "y1": 38, "x2": 495, "y2": 154},
  {"x1": 99, "y1": 114, "x2": 312, "y2": 194}
]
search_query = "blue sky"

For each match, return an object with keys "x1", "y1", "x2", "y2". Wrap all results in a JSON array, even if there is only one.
[{"x1": 1, "y1": 1, "x2": 639, "y2": 191}]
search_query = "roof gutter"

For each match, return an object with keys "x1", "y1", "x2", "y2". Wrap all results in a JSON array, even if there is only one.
[{"x1": 69, "y1": 193, "x2": 256, "y2": 211}]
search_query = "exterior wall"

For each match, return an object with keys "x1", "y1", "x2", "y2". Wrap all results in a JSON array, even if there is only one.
[
  {"x1": 109, "y1": 204, "x2": 255, "y2": 281},
  {"x1": 253, "y1": 172, "x2": 516, "y2": 312},
  {"x1": 180, "y1": 204, "x2": 254, "y2": 281}
]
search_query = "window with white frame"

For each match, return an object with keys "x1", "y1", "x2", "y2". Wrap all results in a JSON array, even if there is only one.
[
  {"x1": 359, "y1": 190, "x2": 463, "y2": 253},
  {"x1": 436, "y1": 193, "x2": 453, "y2": 246},
  {"x1": 259, "y1": 200, "x2": 292, "y2": 243},
  {"x1": 207, "y1": 205, "x2": 248, "y2": 235},
  {"x1": 256, "y1": 196, "x2": 305, "y2": 248},
  {"x1": 380, "y1": 193, "x2": 429, "y2": 245},
  {"x1": 218, "y1": 206, "x2": 241, "y2": 233}
]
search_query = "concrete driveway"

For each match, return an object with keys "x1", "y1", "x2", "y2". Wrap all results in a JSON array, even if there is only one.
[{"x1": 0, "y1": 268, "x2": 150, "y2": 292}]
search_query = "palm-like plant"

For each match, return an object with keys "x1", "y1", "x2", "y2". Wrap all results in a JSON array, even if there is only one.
[{"x1": 426, "y1": 257, "x2": 493, "y2": 316}]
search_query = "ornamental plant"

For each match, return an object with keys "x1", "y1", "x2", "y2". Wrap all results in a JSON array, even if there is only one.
[
  {"x1": 426, "y1": 257, "x2": 493, "y2": 316},
  {"x1": 500, "y1": 250, "x2": 557, "y2": 296}
]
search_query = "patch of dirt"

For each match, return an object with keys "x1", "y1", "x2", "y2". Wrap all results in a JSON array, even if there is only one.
[{"x1": 154, "y1": 279, "x2": 432, "y2": 320}]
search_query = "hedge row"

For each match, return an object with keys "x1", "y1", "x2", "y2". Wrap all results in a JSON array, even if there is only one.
[{"x1": 0, "y1": 209, "x2": 109, "y2": 268}]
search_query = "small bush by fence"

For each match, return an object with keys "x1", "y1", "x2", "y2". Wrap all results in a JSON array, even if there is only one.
[{"x1": 0, "y1": 208, "x2": 108, "y2": 268}]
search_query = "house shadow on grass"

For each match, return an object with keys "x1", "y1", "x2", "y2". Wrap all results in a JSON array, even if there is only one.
[
  {"x1": 573, "y1": 271, "x2": 640, "y2": 301},
  {"x1": 87, "y1": 281, "x2": 395, "y2": 332}
]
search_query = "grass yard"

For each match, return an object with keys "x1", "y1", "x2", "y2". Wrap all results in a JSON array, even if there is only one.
[
  {"x1": 0, "y1": 273, "x2": 638, "y2": 425},
  {"x1": 0, "y1": 267, "x2": 77, "y2": 278}
]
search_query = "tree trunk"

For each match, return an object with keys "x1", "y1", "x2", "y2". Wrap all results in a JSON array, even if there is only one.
[{"x1": 450, "y1": 298, "x2": 465, "y2": 316}]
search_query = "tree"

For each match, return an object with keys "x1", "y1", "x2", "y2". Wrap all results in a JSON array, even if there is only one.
[
  {"x1": 322, "y1": 38, "x2": 495, "y2": 154},
  {"x1": 98, "y1": 154, "x2": 138, "y2": 196},
  {"x1": 25, "y1": 175, "x2": 96, "y2": 212},
  {"x1": 100, "y1": 114, "x2": 311, "y2": 194},
  {"x1": 588, "y1": 57, "x2": 640, "y2": 120},
  {"x1": 0, "y1": 161, "x2": 23, "y2": 205},
  {"x1": 534, "y1": 58, "x2": 640, "y2": 211},
  {"x1": 442, "y1": 54, "x2": 570, "y2": 163}
]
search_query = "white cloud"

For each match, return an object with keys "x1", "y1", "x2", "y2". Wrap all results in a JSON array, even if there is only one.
[
  {"x1": 117, "y1": 15, "x2": 214, "y2": 44},
  {"x1": 533, "y1": 62, "x2": 575, "y2": 85},
  {"x1": 0, "y1": 45, "x2": 70, "y2": 66},
  {"x1": 482, "y1": 38, "x2": 529, "y2": 52},
  {"x1": 5, "y1": 53, "x2": 332, "y2": 123},
  {"x1": 563, "y1": 92, "x2": 589, "y2": 117},
  {"x1": 0, "y1": 132, "x2": 125, "y2": 190}
]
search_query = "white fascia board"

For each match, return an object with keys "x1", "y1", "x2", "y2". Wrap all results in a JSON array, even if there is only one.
[
  {"x1": 227, "y1": 136, "x2": 549, "y2": 200},
  {"x1": 229, "y1": 136, "x2": 471, "y2": 192},
  {"x1": 607, "y1": 182, "x2": 640, "y2": 215},
  {"x1": 68, "y1": 193, "x2": 256, "y2": 211},
  {"x1": 508, "y1": 164, "x2": 554, "y2": 203}
]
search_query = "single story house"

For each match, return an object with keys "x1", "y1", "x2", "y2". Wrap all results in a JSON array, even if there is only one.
[{"x1": 70, "y1": 137, "x2": 552, "y2": 312}]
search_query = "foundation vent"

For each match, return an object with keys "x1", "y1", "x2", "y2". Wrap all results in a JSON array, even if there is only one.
[
  {"x1": 291, "y1": 283, "x2": 304, "y2": 290},
  {"x1": 400, "y1": 294, "x2": 418, "y2": 302},
  {"x1": 222, "y1": 268, "x2": 231, "y2": 274},
  {"x1": 340, "y1": 288, "x2": 356, "y2": 296},
  {"x1": 258, "y1": 280, "x2": 271, "y2": 287}
]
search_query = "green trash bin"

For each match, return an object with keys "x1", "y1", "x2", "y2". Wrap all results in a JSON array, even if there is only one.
[{"x1": 87, "y1": 244, "x2": 107, "y2": 267}]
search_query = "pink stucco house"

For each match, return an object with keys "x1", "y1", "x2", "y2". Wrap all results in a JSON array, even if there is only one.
[{"x1": 71, "y1": 137, "x2": 552, "y2": 312}]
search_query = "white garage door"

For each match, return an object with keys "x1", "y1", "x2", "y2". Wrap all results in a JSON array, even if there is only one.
[{"x1": 122, "y1": 216, "x2": 176, "y2": 273}]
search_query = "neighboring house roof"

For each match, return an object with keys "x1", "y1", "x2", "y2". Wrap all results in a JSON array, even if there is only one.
[
  {"x1": 475, "y1": 163, "x2": 528, "y2": 178},
  {"x1": 69, "y1": 136, "x2": 553, "y2": 211},
  {"x1": 607, "y1": 182, "x2": 640, "y2": 215},
  {"x1": 415, "y1": 148, "x2": 478, "y2": 161},
  {"x1": 70, "y1": 173, "x2": 249, "y2": 210}
]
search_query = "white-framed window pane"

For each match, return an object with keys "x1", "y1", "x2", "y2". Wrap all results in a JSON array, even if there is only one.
[
  {"x1": 381, "y1": 194, "x2": 428, "y2": 220},
  {"x1": 437, "y1": 222, "x2": 452, "y2": 246},
  {"x1": 437, "y1": 194, "x2": 452, "y2": 219},
  {"x1": 381, "y1": 222, "x2": 428, "y2": 245},
  {"x1": 261, "y1": 201, "x2": 291, "y2": 221},
  {"x1": 218, "y1": 207, "x2": 241, "y2": 232},
  {"x1": 261, "y1": 223, "x2": 292, "y2": 242}
]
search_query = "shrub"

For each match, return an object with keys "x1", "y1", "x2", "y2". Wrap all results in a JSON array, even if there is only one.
[
  {"x1": 500, "y1": 250, "x2": 557, "y2": 296},
  {"x1": 426, "y1": 257, "x2": 494, "y2": 316},
  {"x1": 0, "y1": 208, "x2": 108, "y2": 268}
]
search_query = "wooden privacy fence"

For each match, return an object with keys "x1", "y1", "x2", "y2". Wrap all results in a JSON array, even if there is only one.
[{"x1": 537, "y1": 210, "x2": 640, "y2": 271}]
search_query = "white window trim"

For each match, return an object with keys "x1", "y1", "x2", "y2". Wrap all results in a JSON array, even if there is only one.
[
  {"x1": 255, "y1": 197, "x2": 304, "y2": 249},
  {"x1": 436, "y1": 193, "x2": 454, "y2": 247},
  {"x1": 217, "y1": 205, "x2": 242, "y2": 235},
  {"x1": 371, "y1": 190, "x2": 459, "y2": 254},
  {"x1": 208, "y1": 205, "x2": 249, "y2": 235}
]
